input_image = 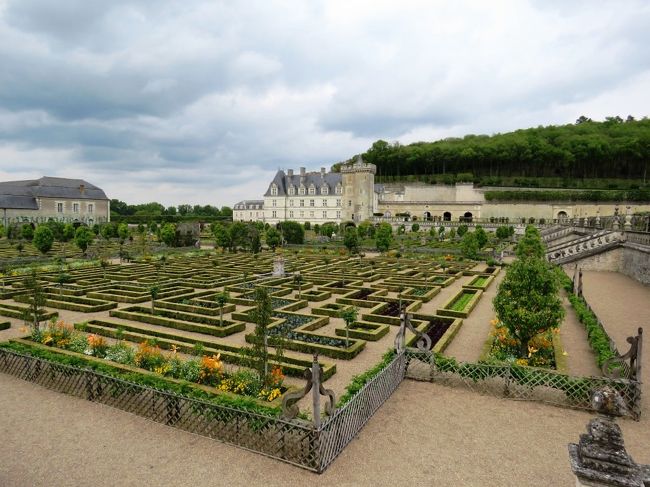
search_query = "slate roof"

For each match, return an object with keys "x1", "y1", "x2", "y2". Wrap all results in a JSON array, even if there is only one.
[
  {"x1": 264, "y1": 169, "x2": 342, "y2": 197},
  {"x1": 234, "y1": 200, "x2": 264, "y2": 210},
  {"x1": 0, "y1": 176, "x2": 108, "y2": 209}
]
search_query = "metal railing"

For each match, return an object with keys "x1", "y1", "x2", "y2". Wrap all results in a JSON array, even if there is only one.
[
  {"x1": 0, "y1": 347, "x2": 408, "y2": 473},
  {"x1": 404, "y1": 348, "x2": 642, "y2": 420}
]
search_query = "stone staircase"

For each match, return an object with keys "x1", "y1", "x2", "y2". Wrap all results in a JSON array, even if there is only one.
[{"x1": 546, "y1": 230, "x2": 623, "y2": 265}]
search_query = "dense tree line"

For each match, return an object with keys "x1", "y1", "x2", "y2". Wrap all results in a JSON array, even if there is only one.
[
  {"x1": 336, "y1": 117, "x2": 650, "y2": 183},
  {"x1": 110, "y1": 200, "x2": 232, "y2": 218}
]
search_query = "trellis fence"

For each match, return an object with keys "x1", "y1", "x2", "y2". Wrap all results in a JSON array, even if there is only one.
[
  {"x1": 0, "y1": 347, "x2": 407, "y2": 473},
  {"x1": 404, "y1": 348, "x2": 642, "y2": 420}
]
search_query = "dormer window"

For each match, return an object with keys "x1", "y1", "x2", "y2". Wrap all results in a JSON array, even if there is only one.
[
  {"x1": 299, "y1": 185, "x2": 306, "y2": 196},
  {"x1": 321, "y1": 185, "x2": 329, "y2": 195},
  {"x1": 288, "y1": 185, "x2": 295, "y2": 196},
  {"x1": 270, "y1": 184, "x2": 278, "y2": 196},
  {"x1": 308, "y1": 184, "x2": 316, "y2": 195},
  {"x1": 335, "y1": 184, "x2": 342, "y2": 195}
]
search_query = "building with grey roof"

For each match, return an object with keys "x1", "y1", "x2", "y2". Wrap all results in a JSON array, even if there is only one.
[
  {"x1": 0, "y1": 176, "x2": 110, "y2": 228},
  {"x1": 234, "y1": 159, "x2": 378, "y2": 224}
]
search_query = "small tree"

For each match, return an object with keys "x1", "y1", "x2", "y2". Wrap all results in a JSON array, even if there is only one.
[
  {"x1": 160, "y1": 223, "x2": 176, "y2": 247},
  {"x1": 60, "y1": 223, "x2": 75, "y2": 260},
  {"x1": 149, "y1": 284, "x2": 160, "y2": 313},
  {"x1": 493, "y1": 258, "x2": 564, "y2": 359},
  {"x1": 343, "y1": 226, "x2": 359, "y2": 254},
  {"x1": 341, "y1": 306, "x2": 358, "y2": 348},
  {"x1": 461, "y1": 232, "x2": 479, "y2": 259},
  {"x1": 293, "y1": 272, "x2": 303, "y2": 299},
  {"x1": 250, "y1": 227, "x2": 261, "y2": 254},
  {"x1": 265, "y1": 228, "x2": 281, "y2": 250},
  {"x1": 74, "y1": 226, "x2": 95, "y2": 256},
  {"x1": 411, "y1": 223, "x2": 420, "y2": 233},
  {"x1": 23, "y1": 269, "x2": 45, "y2": 329},
  {"x1": 212, "y1": 223, "x2": 231, "y2": 251},
  {"x1": 474, "y1": 226, "x2": 488, "y2": 248},
  {"x1": 250, "y1": 286, "x2": 273, "y2": 383},
  {"x1": 438, "y1": 226, "x2": 446, "y2": 238},
  {"x1": 457, "y1": 225, "x2": 468, "y2": 237},
  {"x1": 375, "y1": 223, "x2": 393, "y2": 252},
  {"x1": 100, "y1": 259, "x2": 109, "y2": 280},
  {"x1": 33, "y1": 226, "x2": 54, "y2": 255},
  {"x1": 214, "y1": 290, "x2": 230, "y2": 327},
  {"x1": 56, "y1": 271, "x2": 72, "y2": 295},
  {"x1": 21, "y1": 224, "x2": 34, "y2": 241},
  {"x1": 279, "y1": 221, "x2": 304, "y2": 244}
]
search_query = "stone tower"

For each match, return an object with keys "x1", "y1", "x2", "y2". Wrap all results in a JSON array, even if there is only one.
[{"x1": 341, "y1": 156, "x2": 376, "y2": 223}]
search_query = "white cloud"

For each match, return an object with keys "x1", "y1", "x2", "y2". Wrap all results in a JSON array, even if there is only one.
[{"x1": 0, "y1": 0, "x2": 648, "y2": 207}]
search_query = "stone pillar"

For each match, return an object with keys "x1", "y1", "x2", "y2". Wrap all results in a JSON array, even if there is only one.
[
  {"x1": 568, "y1": 387, "x2": 649, "y2": 486},
  {"x1": 624, "y1": 206, "x2": 632, "y2": 231},
  {"x1": 612, "y1": 207, "x2": 620, "y2": 231}
]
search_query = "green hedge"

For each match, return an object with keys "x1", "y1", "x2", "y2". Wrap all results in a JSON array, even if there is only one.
[
  {"x1": 338, "y1": 349, "x2": 396, "y2": 406},
  {"x1": 0, "y1": 321, "x2": 10, "y2": 331},
  {"x1": 335, "y1": 321, "x2": 390, "y2": 341},
  {"x1": 109, "y1": 308, "x2": 244, "y2": 337},
  {"x1": 484, "y1": 189, "x2": 650, "y2": 202}
]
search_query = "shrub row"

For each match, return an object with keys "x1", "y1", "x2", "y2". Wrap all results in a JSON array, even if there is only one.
[
  {"x1": 109, "y1": 308, "x2": 244, "y2": 337},
  {"x1": 335, "y1": 321, "x2": 390, "y2": 341}
]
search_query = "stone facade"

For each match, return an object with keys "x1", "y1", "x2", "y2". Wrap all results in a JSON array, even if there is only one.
[
  {"x1": 1, "y1": 177, "x2": 110, "y2": 227},
  {"x1": 234, "y1": 169, "x2": 650, "y2": 225}
]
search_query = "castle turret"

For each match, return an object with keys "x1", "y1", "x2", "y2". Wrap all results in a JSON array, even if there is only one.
[{"x1": 340, "y1": 156, "x2": 376, "y2": 223}]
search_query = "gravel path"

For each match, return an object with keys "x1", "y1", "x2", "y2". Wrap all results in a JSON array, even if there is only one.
[
  {"x1": 579, "y1": 271, "x2": 649, "y2": 412},
  {"x1": 557, "y1": 289, "x2": 601, "y2": 376},
  {"x1": 1, "y1": 372, "x2": 648, "y2": 487}
]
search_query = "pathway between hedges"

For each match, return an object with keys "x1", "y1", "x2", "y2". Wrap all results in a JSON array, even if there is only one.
[{"x1": 579, "y1": 271, "x2": 650, "y2": 412}]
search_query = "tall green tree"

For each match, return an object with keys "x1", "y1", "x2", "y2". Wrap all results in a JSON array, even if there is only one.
[
  {"x1": 249, "y1": 286, "x2": 273, "y2": 383},
  {"x1": 23, "y1": 269, "x2": 45, "y2": 329},
  {"x1": 159, "y1": 223, "x2": 176, "y2": 247},
  {"x1": 460, "y1": 232, "x2": 479, "y2": 259},
  {"x1": 33, "y1": 226, "x2": 54, "y2": 255},
  {"x1": 265, "y1": 228, "x2": 281, "y2": 250}
]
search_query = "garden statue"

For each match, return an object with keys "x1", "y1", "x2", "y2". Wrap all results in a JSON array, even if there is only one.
[
  {"x1": 568, "y1": 387, "x2": 649, "y2": 486},
  {"x1": 273, "y1": 255, "x2": 285, "y2": 277},
  {"x1": 624, "y1": 206, "x2": 633, "y2": 232},
  {"x1": 613, "y1": 207, "x2": 621, "y2": 231}
]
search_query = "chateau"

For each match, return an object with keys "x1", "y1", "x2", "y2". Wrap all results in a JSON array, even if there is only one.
[
  {"x1": 234, "y1": 158, "x2": 650, "y2": 225},
  {"x1": 0, "y1": 176, "x2": 110, "y2": 228}
]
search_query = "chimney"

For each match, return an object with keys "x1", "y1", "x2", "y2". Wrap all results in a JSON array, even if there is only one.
[
  {"x1": 79, "y1": 184, "x2": 85, "y2": 195},
  {"x1": 300, "y1": 167, "x2": 306, "y2": 176},
  {"x1": 287, "y1": 169, "x2": 293, "y2": 177},
  {"x1": 321, "y1": 167, "x2": 326, "y2": 177}
]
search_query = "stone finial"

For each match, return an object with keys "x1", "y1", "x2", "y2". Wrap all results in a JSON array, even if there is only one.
[
  {"x1": 568, "y1": 387, "x2": 649, "y2": 487},
  {"x1": 624, "y1": 206, "x2": 633, "y2": 231}
]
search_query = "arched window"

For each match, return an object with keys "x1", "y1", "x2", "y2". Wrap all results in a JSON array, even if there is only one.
[
  {"x1": 423, "y1": 211, "x2": 432, "y2": 221},
  {"x1": 462, "y1": 211, "x2": 473, "y2": 222},
  {"x1": 443, "y1": 212, "x2": 451, "y2": 221},
  {"x1": 557, "y1": 211, "x2": 568, "y2": 220}
]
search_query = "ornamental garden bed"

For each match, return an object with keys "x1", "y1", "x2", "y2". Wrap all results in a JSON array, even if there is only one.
[
  {"x1": 0, "y1": 302, "x2": 58, "y2": 321},
  {"x1": 312, "y1": 303, "x2": 349, "y2": 318},
  {"x1": 437, "y1": 289, "x2": 483, "y2": 318},
  {"x1": 8, "y1": 337, "x2": 289, "y2": 407},
  {"x1": 462, "y1": 275, "x2": 495, "y2": 291},
  {"x1": 300, "y1": 289, "x2": 331, "y2": 302},
  {"x1": 109, "y1": 306, "x2": 245, "y2": 337},
  {"x1": 334, "y1": 321, "x2": 390, "y2": 341},
  {"x1": 402, "y1": 286, "x2": 441, "y2": 302},
  {"x1": 15, "y1": 292, "x2": 116, "y2": 313},
  {"x1": 75, "y1": 319, "x2": 336, "y2": 381},
  {"x1": 361, "y1": 299, "x2": 422, "y2": 326},
  {"x1": 408, "y1": 314, "x2": 462, "y2": 353}
]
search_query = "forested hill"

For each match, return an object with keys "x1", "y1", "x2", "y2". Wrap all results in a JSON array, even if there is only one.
[{"x1": 335, "y1": 117, "x2": 650, "y2": 184}]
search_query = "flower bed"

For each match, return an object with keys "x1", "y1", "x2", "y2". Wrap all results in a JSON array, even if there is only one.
[
  {"x1": 402, "y1": 286, "x2": 441, "y2": 302},
  {"x1": 437, "y1": 289, "x2": 483, "y2": 318},
  {"x1": 481, "y1": 319, "x2": 566, "y2": 371},
  {"x1": 26, "y1": 321, "x2": 289, "y2": 404},
  {"x1": 300, "y1": 289, "x2": 331, "y2": 302},
  {"x1": 77, "y1": 319, "x2": 337, "y2": 381}
]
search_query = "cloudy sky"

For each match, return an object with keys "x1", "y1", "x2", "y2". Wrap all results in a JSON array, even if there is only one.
[{"x1": 0, "y1": 1, "x2": 649, "y2": 207}]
